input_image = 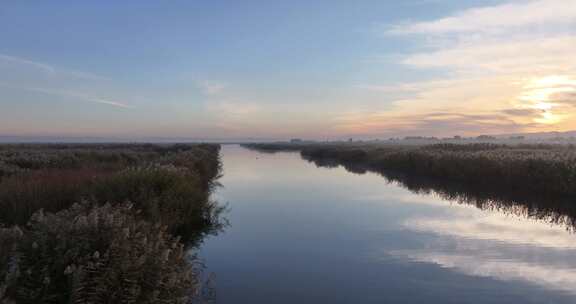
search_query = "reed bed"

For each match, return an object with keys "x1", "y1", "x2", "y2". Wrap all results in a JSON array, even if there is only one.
[
  {"x1": 0, "y1": 143, "x2": 223, "y2": 303},
  {"x1": 245, "y1": 143, "x2": 576, "y2": 196},
  {"x1": 245, "y1": 142, "x2": 576, "y2": 230}
]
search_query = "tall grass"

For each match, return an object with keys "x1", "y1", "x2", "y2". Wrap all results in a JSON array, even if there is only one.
[
  {"x1": 246, "y1": 142, "x2": 576, "y2": 196},
  {"x1": 0, "y1": 168, "x2": 110, "y2": 225},
  {"x1": 308, "y1": 156, "x2": 576, "y2": 231},
  {"x1": 0, "y1": 143, "x2": 209, "y2": 180},
  {"x1": 90, "y1": 164, "x2": 224, "y2": 242},
  {"x1": 1, "y1": 202, "x2": 202, "y2": 304},
  {"x1": 0, "y1": 145, "x2": 223, "y2": 233},
  {"x1": 247, "y1": 142, "x2": 576, "y2": 231},
  {"x1": 0, "y1": 143, "x2": 223, "y2": 303}
]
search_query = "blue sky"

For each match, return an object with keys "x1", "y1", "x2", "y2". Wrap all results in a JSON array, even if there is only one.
[{"x1": 1, "y1": 0, "x2": 575, "y2": 139}]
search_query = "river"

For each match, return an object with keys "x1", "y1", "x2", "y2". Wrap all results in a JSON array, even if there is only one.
[{"x1": 199, "y1": 145, "x2": 576, "y2": 303}]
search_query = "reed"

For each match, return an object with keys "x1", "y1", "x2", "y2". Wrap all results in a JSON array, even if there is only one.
[
  {"x1": 245, "y1": 142, "x2": 576, "y2": 197},
  {"x1": 0, "y1": 143, "x2": 223, "y2": 303},
  {"x1": 1, "y1": 202, "x2": 202, "y2": 304}
]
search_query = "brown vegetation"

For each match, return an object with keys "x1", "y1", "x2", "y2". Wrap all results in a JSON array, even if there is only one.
[
  {"x1": 245, "y1": 142, "x2": 576, "y2": 230},
  {"x1": 245, "y1": 142, "x2": 576, "y2": 196},
  {"x1": 0, "y1": 144, "x2": 223, "y2": 303}
]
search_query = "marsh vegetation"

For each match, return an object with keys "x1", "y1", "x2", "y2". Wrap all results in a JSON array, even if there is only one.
[
  {"x1": 245, "y1": 142, "x2": 576, "y2": 228},
  {"x1": 246, "y1": 142, "x2": 576, "y2": 195},
  {"x1": 0, "y1": 144, "x2": 224, "y2": 303}
]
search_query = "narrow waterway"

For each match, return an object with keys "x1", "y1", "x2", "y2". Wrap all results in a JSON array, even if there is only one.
[{"x1": 199, "y1": 145, "x2": 576, "y2": 303}]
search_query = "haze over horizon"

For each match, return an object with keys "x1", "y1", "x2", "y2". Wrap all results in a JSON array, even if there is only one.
[{"x1": 2, "y1": 0, "x2": 575, "y2": 140}]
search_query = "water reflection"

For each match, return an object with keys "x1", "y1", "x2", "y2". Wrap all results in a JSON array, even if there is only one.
[
  {"x1": 391, "y1": 250, "x2": 576, "y2": 294},
  {"x1": 302, "y1": 153, "x2": 576, "y2": 296},
  {"x1": 302, "y1": 154, "x2": 576, "y2": 232},
  {"x1": 202, "y1": 146, "x2": 576, "y2": 303},
  {"x1": 394, "y1": 205, "x2": 576, "y2": 294}
]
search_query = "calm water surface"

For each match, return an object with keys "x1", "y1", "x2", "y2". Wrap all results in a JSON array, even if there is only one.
[{"x1": 199, "y1": 145, "x2": 576, "y2": 303}]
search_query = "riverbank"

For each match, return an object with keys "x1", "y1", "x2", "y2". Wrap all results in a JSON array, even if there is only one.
[
  {"x1": 245, "y1": 142, "x2": 576, "y2": 198},
  {"x1": 0, "y1": 143, "x2": 223, "y2": 303}
]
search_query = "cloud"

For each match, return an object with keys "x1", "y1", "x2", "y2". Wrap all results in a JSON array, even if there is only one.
[
  {"x1": 348, "y1": 0, "x2": 576, "y2": 136},
  {"x1": 390, "y1": 1, "x2": 576, "y2": 78},
  {"x1": 0, "y1": 53, "x2": 108, "y2": 81},
  {"x1": 348, "y1": 74, "x2": 576, "y2": 136},
  {"x1": 197, "y1": 81, "x2": 226, "y2": 96},
  {"x1": 0, "y1": 54, "x2": 55, "y2": 73},
  {"x1": 335, "y1": 110, "x2": 530, "y2": 137},
  {"x1": 24, "y1": 87, "x2": 133, "y2": 109},
  {"x1": 206, "y1": 100, "x2": 261, "y2": 119},
  {"x1": 83, "y1": 97, "x2": 134, "y2": 109},
  {"x1": 389, "y1": 0, "x2": 576, "y2": 34},
  {"x1": 552, "y1": 92, "x2": 576, "y2": 105},
  {"x1": 201, "y1": 97, "x2": 335, "y2": 138},
  {"x1": 402, "y1": 35, "x2": 576, "y2": 75},
  {"x1": 0, "y1": 54, "x2": 131, "y2": 110},
  {"x1": 501, "y1": 108, "x2": 542, "y2": 117},
  {"x1": 353, "y1": 83, "x2": 423, "y2": 93}
]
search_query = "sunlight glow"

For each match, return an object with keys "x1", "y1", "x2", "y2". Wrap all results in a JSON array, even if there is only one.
[
  {"x1": 518, "y1": 75, "x2": 576, "y2": 125},
  {"x1": 535, "y1": 111, "x2": 563, "y2": 125}
]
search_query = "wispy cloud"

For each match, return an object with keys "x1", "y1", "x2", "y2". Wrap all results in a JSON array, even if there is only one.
[
  {"x1": 197, "y1": 80, "x2": 226, "y2": 96},
  {"x1": 2, "y1": 85, "x2": 134, "y2": 109},
  {"x1": 389, "y1": 0, "x2": 576, "y2": 35},
  {"x1": 0, "y1": 54, "x2": 55, "y2": 73},
  {"x1": 81, "y1": 97, "x2": 134, "y2": 109},
  {"x1": 335, "y1": 110, "x2": 529, "y2": 137},
  {"x1": 349, "y1": 0, "x2": 576, "y2": 136},
  {"x1": 210, "y1": 100, "x2": 260, "y2": 117},
  {"x1": 501, "y1": 108, "x2": 543, "y2": 117},
  {"x1": 31, "y1": 88, "x2": 133, "y2": 109},
  {"x1": 0, "y1": 53, "x2": 108, "y2": 81},
  {"x1": 401, "y1": 35, "x2": 576, "y2": 75},
  {"x1": 0, "y1": 54, "x2": 130, "y2": 109},
  {"x1": 390, "y1": 0, "x2": 576, "y2": 79}
]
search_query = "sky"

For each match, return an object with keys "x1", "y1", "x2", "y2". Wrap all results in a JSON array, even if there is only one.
[{"x1": 1, "y1": 0, "x2": 575, "y2": 140}]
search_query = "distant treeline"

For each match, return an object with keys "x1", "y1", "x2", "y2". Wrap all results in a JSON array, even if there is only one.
[
  {"x1": 244, "y1": 142, "x2": 576, "y2": 197},
  {"x1": 0, "y1": 144, "x2": 223, "y2": 303}
]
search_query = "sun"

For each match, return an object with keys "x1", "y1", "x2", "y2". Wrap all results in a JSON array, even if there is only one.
[
  {"x1": 534, "y1": 111, "x2": 562, "y2": 125},
  {"x1": 518, "y1": 75, "x2": 576, "y2": 125}
]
